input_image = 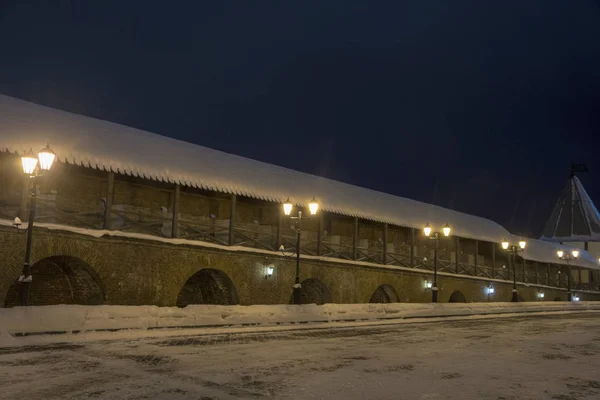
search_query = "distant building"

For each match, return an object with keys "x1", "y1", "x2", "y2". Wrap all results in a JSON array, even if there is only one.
[{"x1": 540, "y1": 172, "x2": 600, "y2": 284}]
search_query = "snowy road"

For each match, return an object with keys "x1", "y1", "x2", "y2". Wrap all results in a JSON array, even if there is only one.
[{"x1": 1, "y1": 313, "x2": 600, "y2": 400}]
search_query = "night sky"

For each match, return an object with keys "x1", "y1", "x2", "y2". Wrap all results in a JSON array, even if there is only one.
[{"x1": 1, "y1": 1, "x2": 599, "y2": 238}]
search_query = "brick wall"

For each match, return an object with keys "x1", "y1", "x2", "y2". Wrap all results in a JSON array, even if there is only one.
[
  {"x1": 4, "y1": 256, "x2": 104, "y2": 307},
  {"x1": 2, "y1": 225, "x2": 599, "y2": 308}
]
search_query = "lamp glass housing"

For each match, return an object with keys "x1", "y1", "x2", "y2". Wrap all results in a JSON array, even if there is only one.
[
  {"x1": 519, "y1": 240, "x2": 526, "y2": 249},
  {"x1": 423, "y1": 224, "x2": 432, "y2": 237},
  {"x1": 21, "y1": 151, "x2": 38, "y2": 175},
  {"x1": 571, "y1": 250, "x2": 579, "y2": 258},
  {"x1": 38, "y1": 145, "x2": 56, "y2": 171},
  {"x1": 557, "y1": 250, "x2": 564, "y2": 258},
  {"x1": 442, "y1": 224, "x2": 451, "y2": 237},
  {"x1": 308, "y1": 197, "x2": 319, "y2": 215},
  {"x1": 501, "y1": 240, "x2": 509, "y2": 250},
  {"x1": 283, "y1": 199, "x2": 293, "y2": 216}
]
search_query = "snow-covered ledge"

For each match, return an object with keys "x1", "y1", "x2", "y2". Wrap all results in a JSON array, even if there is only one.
[{"x1": 1, "y1": 302, "x2": 599, "y2": 339}]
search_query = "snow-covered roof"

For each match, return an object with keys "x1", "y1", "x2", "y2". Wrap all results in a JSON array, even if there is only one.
[
  {"x1": 1, "y1": 94, "x2": 599, "y2": 270},
  {"x1": 540, "y1": 174, "x2": 600, "y2": 243}
]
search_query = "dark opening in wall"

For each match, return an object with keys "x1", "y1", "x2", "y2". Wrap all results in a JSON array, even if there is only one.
[
  {"x1": 4, "y1": 256, "x2": 104, "y2": 307},
  {"x1": 291, "y1": 278, "x2": 331, "y2": 305},
  {"x1": 448, "y1": 290, "x2": 467, "y2": 303},
  {"x1": 176, "y1": 268, "x2": 239, "y2": 307},
  {"x1": 369, "y1": 284, "x2": 400, "y2": 303}
]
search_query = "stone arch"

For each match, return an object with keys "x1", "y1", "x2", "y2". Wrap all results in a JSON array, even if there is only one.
[
  {"x1": 369, "y1": 284, "x2": 400, "y2": 303},
  {"x1": 293, "y1": 278, "x2": 332, "y2": 305},
  {"x1": 448, "y1": 290, "x2": 467, "y2": 303},
  {"x1": 4, "y1": 256, "x2": 105, "y2": 307},
  {"x1": 176, "y1": 268, "x2": 239, "y2": 307}
]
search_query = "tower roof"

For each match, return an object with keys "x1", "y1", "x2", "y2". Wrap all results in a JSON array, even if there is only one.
[{"x1": 540, "y1": 174, "x2": 600, "y2": 242}]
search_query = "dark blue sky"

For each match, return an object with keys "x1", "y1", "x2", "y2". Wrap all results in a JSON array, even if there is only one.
[{"x1": 1, "y1": 1, "x2": 599, "y2": 237}]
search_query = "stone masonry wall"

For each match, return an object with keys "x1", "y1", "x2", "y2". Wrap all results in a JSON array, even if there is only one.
[{"x1": 2, "y1": 225, "x2": 599, "y2": 308}]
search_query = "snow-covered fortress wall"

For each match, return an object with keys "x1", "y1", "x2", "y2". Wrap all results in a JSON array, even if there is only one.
[{"x1": 1, "y1": 94, "x2": 600, "y2": 307}]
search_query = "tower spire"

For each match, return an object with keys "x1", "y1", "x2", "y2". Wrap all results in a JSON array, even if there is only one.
[{"x1": 540, "y1": 167, "x2": 600, "y2": 242}]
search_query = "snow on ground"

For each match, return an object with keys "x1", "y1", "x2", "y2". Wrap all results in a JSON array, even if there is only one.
[
  {"x1": 3, "y1": 302, "x2": 600, "y2": 339},
  {"x1": 1, "y1": 312, "x2": 600, "y2": 400}
]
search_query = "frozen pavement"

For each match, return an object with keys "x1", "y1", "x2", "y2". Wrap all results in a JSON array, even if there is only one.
[{"x1": 1, "y1": 313, "x2": 600, "y2": 400}]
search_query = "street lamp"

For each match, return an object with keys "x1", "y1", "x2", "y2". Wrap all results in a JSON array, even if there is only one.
[
  {"x1": 501, "y1": 239, "x2": 526, "y2": 302},
  {"x1": 17, "y1": 144, "x2": 56, "y2": 306},
  {"x1": 423, "y1": 223, "x2": 451, "y2": 303},
  {"x1": 280, "y1": 197, "x2": 319, "y2": 305},
  {"x1": 557, "y1": 249, "x2": 578, "y2": 302}
]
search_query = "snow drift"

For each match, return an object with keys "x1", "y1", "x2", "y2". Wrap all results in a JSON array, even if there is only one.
[{"x1": 1, "y1": 302, "x2": 599, "y2": 339}]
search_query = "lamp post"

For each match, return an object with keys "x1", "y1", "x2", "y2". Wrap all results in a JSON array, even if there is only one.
[
  {"x1": 423, "y1": 223, "x2": 451, "y2": 303},
  {"x1": 557, "y1": 249, "x2": 578, "y2": 302},
  {"x1": 17, "y1": 145, "x2": 56, "y2": 306},
  {"x1": 280, "y1": 197, "x2": 319, "y2": 305},
  {"x1": 501, "y1": 239, "x2": 527, "y2": 302}
]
